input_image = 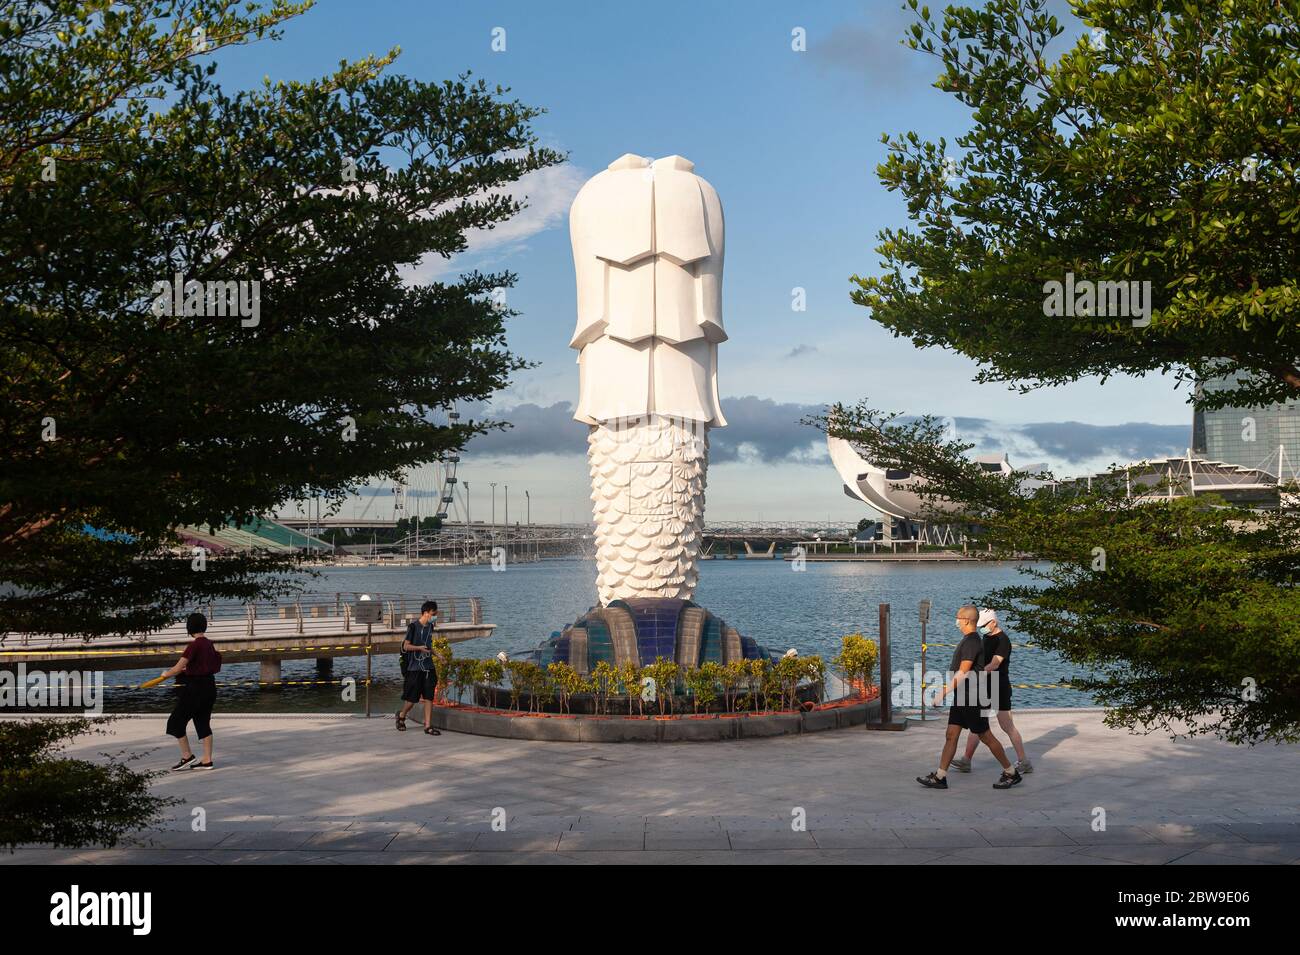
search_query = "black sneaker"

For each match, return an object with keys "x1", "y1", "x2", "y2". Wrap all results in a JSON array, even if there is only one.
[
  {"x1": 170, "y1": 755, "x2": 196, "y2": 772},
  {"x1": 993, "y1": 769, "x2": 1022, "y2": 789},
  {"x1": 193, "y1": 761, "x2": 215, "y2": 770},
  {"x1": 916, "y1": 772, "x2": 948, "y2": 789}
]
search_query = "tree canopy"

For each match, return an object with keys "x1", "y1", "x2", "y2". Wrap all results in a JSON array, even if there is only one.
[
  {"x1": 1, "y1": 1, "x2": 563, "y2": 636},
  {"x1": 831, "y1": 0, "x2": 1300, "y2": 743},
  {"x1": 855, "y1": 0, "x2": 1299, "y2": 409}
]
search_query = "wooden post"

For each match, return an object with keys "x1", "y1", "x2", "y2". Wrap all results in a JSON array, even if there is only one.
[{"x1": 878, "y1": 603, "x2": 891, "y2": 724}]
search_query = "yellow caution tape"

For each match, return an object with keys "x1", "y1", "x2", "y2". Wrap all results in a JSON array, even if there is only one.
[
  {"x1": 101, "y1": 678, "x2": 372, "y2": 689},
  {"x1": 0, "y1": 644, "x2": 370, "y2": 657}
]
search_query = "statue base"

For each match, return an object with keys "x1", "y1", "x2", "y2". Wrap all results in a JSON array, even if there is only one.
[{"x1": 527, "y1": 597, "x2": 771, "y2": 675}]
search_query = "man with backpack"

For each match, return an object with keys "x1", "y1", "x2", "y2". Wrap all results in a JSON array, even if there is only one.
[{"x1": 396, "y1": 600, "x2": 440, "y2": 736}]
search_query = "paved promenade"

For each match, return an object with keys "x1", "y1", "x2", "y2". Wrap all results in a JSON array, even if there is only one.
[{"x1": 7, "y1": 709, "x2": 1299, "y2": 865}]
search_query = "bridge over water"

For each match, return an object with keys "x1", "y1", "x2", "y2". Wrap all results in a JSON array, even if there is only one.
[{"x1": 0, "y1": 593, "x2": 494, "y2": 685}]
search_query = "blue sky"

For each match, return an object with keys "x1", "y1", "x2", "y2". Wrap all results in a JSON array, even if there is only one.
[{"x1": 228, "y1": 1, "x2": 1198, "y2": 524}]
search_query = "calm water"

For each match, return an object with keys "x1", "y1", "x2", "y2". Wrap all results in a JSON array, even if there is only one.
[{"x1": 98, "y1": 558, "x2": 1092, "y2": 713}]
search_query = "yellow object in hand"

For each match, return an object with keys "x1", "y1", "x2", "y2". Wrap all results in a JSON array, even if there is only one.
[{"x1": 138, "y1": 674, "x2": 168, "y2": 689}]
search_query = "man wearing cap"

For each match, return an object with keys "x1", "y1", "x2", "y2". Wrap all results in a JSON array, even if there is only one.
[
  {"x1": 917, "y1": 605, "x2": 1022, "y2": 790},
  {"x1": 950, "y1": 608, "x2": 1032, "y2": 775}
]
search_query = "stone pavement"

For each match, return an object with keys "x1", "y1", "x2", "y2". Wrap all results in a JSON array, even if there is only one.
[{"x1": 6, "y1": 709, "x2": 1299, "y2": 865}]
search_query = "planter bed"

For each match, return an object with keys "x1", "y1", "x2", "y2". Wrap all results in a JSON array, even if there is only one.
[{"x1": 428, "y1": 694, "x2": 883, "y2": 742}]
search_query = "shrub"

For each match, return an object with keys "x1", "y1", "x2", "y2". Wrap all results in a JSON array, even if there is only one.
[
  {"x1": 548, "y1": 662, "x2": 582, "y2": 714},
  {"x1": 685, "y1": 662, "x2": 722, "y2": 713},
  {"x1": 642, "y1": 657, "x2": 680, "y2": 715},
  {"x1": 719, "y1": 660, "x2": 747, "y2": 712},
  {"x1": 617, "y1": 661, "x2": 642, "y2": 715},
  {"x1": 833, "y1": 633, "x2": 879, "y2": 698},
  {"x1": 0, "y1": 718, "x2": 178, "y2": 851}
]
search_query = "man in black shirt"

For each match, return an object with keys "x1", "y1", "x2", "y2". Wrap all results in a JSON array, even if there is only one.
[
  {"x1": 917, "y1": 605, "x2": 1021, "y2": 790},
  {"x1": 951, "y1": 609, "x2": 1032, "y2": 774},
  {"x1": 395, "y1": 601, "x2": 441, "y2": 736}
]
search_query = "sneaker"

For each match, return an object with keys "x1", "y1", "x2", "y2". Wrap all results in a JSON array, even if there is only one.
[
  {"x1": 193, "y1": 761, "x2": 215, "y2": 770},
  {"x1": 993, "y1": 769, "x2": 1023, "y2": 789},
  {"x1": 916, "y1": 772, "x2": 948, "y2": 790},
  {"x1": 170, "y1": 755, "x2": 196, "y2": 772},
  {"x1": 950, "y1": 757, "x2": 972, "y2": 773},
  {"x1": 1015, "y1": 759, "x2": 1033, "y2": 774}
]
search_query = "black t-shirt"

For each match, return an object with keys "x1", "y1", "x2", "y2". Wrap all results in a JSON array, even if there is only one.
[
  {"x1": 950, "y1": 632, "x2": 985, "y2": 704},
  {"x1": 982, "y1": 629, "x2": 1012, "y2": 678}
]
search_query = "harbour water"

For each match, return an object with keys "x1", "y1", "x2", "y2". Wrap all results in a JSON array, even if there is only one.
[{"x1": 97, "y1": 557, "x2": 1093, "y2": 713}]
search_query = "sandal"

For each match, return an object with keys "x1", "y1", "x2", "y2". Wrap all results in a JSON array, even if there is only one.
[
  {"x1": 395, "y1": 712, "x2": 406, "y2": 732},
  {"x1": 424, "y1": 726, "x2": 440, "y2": 736}
]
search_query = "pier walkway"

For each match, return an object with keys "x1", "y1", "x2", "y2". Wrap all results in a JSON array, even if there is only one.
[{"x1": 0, "y1": 593, "x2": 493, "y2": 681}]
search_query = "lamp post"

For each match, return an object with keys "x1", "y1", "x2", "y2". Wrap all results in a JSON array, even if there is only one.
[
  {"x1": 462, "y1": 482, "x2": 470, "y2": 563},
  {"x1": 525, "y1": 489, "x2": 531, "y2": 562}
]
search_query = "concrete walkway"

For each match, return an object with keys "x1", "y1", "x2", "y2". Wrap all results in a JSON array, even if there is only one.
[{"x1": 7, "y1": 710, "x2": 1299, "y2": 865}]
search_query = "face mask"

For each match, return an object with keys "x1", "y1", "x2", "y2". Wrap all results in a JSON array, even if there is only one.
[{"x1": 977, "y1": 625, "x2": 990, "y2": 636}]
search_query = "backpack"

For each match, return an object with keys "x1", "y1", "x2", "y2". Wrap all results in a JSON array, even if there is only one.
[{"x1": 399, "y1": 621, "x2": 416, "y2": 674}]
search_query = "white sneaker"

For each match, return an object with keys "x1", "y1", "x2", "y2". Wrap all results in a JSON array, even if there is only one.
[
  {"x1": 950, "y1": 757, "x2": 972, "y2": 773},
  {"x1": 1015, "y1": 759, "x2": 1033, "y2": 774}
]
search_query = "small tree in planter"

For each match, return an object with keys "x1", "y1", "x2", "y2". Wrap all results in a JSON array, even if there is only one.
[
  {"x1": 446, "y1": 659, "x2": 477, "y2": 705},
  {"x1": 747, "y1": 658, "x2": 772, "y2": 712},
  {"x1": 802, "y1": 655, "x2": 827, "y2": 704},
  {"x1": 832, "y1": 633, "x2": 879, "y2": 699},
  {"x1": 642, "y1": 657, "x2": 680, "y2": 715},
  {"x1": 478, "y1": 658, "x2": 504, "y2": 707},
  {"x1": 548, "y1": 662, "x2": 582, "y2": 715},
  {"x1": 503, "y1": 660, "x2": 529, "y2": 711},
  {"x1": 774, "y1": 655, "x2": 805, "y2": 711},
  {"x1": 527, "y1": 665, "x2": 553, "y2": 714},
  {"x1": 617, "y1": 661, "x2": 642, "y2": 716},
  {"x1": 429, "y1": 638, "x2": 453, "y2": 701},
  {"x1": 590, "y1": 661, "x2": 616, "y2": 716},
  {"x1": 685, "y1": 662, "x2": 721, "y2": 713},
  {"x1": 719, "y1": 660, "x2": 747, "y2": 712}
]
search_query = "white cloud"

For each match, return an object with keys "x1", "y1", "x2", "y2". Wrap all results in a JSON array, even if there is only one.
[{"x1": 401, "y1": 161, "x2": 588, "y2": 283}]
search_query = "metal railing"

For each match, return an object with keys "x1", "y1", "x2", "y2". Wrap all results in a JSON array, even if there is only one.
[{"x1": 1, "y1": 592, "x2": 486, "y2": 647}]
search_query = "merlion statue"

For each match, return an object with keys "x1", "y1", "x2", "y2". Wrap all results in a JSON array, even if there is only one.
[{"x1": 569, "y1": 154, "x2": 726, "y2": 606}]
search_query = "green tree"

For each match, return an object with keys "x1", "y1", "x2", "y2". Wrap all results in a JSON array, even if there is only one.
[
  {"x1": 589, "y1": 661, "x2": 616, "y2": 716},
  {"x1": 832, "y1": 633, "x2": 879, "y2": 698},
  {"x1": 1, "y1": 718, "x2": 177, "y2": 850},
  {"x1": 617, "y1": 660, "x2": 642, "y2": 716},
  {"x1": 642, "y1": 657, "x2": 680, "y2": 715},
  {"x1": 825, "y1": 0, "x2": 1300, "y2": 744},
  {"x1": 685, "y1": 662, "x2": 721, "y2": 713},
  {"x1": 547, "y1": 662, "x2": 582, "y2": 715},
  {"x1": 1, "y1": 1, "x2": 563, "y2": 637},
  {"x1": 857, "y1": 0, "x2": 1299, "y2": 408}
]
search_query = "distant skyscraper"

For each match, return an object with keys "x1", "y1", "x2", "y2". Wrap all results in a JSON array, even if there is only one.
[{"x1": 1193, "y1": 372, "x2": 1300, "y2": 478}]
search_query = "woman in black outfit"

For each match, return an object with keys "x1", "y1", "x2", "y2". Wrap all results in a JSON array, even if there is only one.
[{"x1": 159, "y1": 612, "x2": 222, "y2": 771}]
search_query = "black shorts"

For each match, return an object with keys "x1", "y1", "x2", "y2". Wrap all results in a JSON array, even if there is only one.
[
  {"x1": 996, "y1": 674, "x2": 1013, "y2": 711},
  {"x1": 402, "y1": 668, "x2": 436, "y2": 704},
  {"x1": 167, "y1": 675, "x2": 216, "y2": 739},
  {"x1": 948, "y1": 704, "x2": 990, "y2": 734}
]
